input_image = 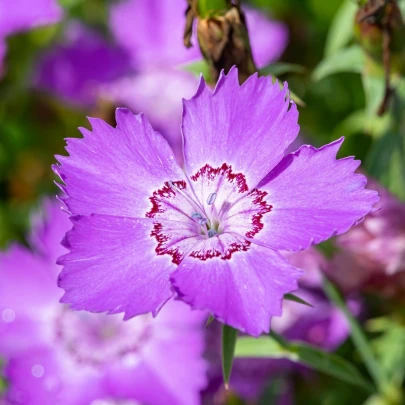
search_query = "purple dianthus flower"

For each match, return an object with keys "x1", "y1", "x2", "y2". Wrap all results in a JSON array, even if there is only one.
[
  {"x1": 54, "y1": 68, "x2": 378, "y2": 337},
  {"x1": 0, "y1": 200, "x2": 207, "y2": 405}
]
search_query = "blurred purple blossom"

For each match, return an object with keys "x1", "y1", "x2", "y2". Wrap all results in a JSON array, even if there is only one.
[
  {"x1": 109, "y1": 0, "x2": 200, "y2": 69},
  {"x1": 34, "y1": 22, "x2": 131, "y2": 108},
  {"x1": 0, "y1": 200, "x2": 207, "y2": 405},
  {"x1": 328, "y1": 179, "x2": 405, "y2": 293},
  {"x1": 54, "y1": 68, "x2": 377, "y2": 337},
  {"x1": 0, "y1": 0, "x2": 62, "y2": 74}
]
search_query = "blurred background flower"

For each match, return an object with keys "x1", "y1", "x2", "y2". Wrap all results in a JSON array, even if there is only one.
[{"x1": 0, "y1": 199, "x2": 207, "y2": 405}]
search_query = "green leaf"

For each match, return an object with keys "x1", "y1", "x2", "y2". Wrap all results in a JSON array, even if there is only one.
[
  {"x1": 235, "y1": 332, "x2": 374, "y2": 393},
  {"x1": 325, "y1": 0, "x2": 358, "y2": 57},
  {"x1": 59, "y1": 0, "x2": 83, "y2": 8},
  {"x1": 365, "y1": 79, "x2": 405, "y2": 201},
  {"x1": 312, "y1": 45, "x2": 365, "y2": 81},
  {"x1": 330, "y1": 109, "x2": 389, "y2": 139},
  {"x1": 222, "y1": 324, "x2": 238, "y2": 389},
  {"x1": 260, "y1": 62, "x2": 306, "y2": 77},
  {"x1": 368, "y1": 317, "x2": 405, "y2": 387},
  {"x1": 362, "y1": 73, "x2": 386, "y2": 117},
  {"x1": 284, "y1": 293, "x2": 314, "y2": 308},
  {"x1": 179, "y1": 60, "x2": 212, "y2": 83},
  {"x1": 323, "y1": 278, "x2": 388, "y2": 392},
  {"x1": 365, "y1": 129, "x2": 405, "y2": 201}
]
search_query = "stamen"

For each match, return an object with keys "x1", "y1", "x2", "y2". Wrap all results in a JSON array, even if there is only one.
[
  {"x1": 207, "y1": 193, "x2": 217, "y2": 205},
  {"x1": 208, "y1": 229, "x2": 218, "y2": 238},
  {"x1": 191, "y1": 212, "x2": 203, "y2": 220},
  {"x1": 168, "y1": 181, "x2": 204, "y2": 214},
  {"x1": 199, "y1": 218, "x2": 208, "y2": 226}
]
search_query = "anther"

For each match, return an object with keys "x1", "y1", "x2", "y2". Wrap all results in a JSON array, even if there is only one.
[
  {"x1": 191, "y1": 212, "x2": 203, "y2": 220},
  {"x1": 207, "y1": 193, "x2": 217, "y2": 205},
  {"x1": 208, "y1": 229, "x2": 218, "y2": 238}
]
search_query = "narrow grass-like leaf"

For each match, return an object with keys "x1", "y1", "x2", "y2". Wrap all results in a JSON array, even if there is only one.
[
  {"x1": 323, "y1": 278, "x2": 388, "y2": 391},
  {"x1": 235, "y1": 333, "x2": 374, "y2": 393},
  {"x1": 362, "y1": 73, "x2": 385, "y2": 117},
  {"x1": 222, "y1": 323, "x2": 238, "y2": 389},
  {"x1": 325, "y1": 0, "x2": 357, "y2": 57},
  {"x1": 284, "y1": 293, "x2": 314, "y2": 308}
]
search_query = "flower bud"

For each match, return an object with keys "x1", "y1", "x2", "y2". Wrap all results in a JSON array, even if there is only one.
[{"x1": 185, "y1": 0, "x2": 257, "y2": 83}]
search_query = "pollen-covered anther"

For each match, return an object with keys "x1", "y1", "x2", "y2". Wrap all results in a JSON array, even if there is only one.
[{"x1": 207, "y1": 192, "x2": 217, "y2": 205}]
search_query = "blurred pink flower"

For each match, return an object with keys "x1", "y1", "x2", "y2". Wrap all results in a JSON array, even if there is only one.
[
  {"x1": 328, "y1": 180, "x2": 405, "y2": 293},
  {"x1": 0, "y1": 0, "x2": 62, "y2": 74},
  {"x1": 34, "y1": 22, "x2": 130, "y2": 107},
  {"x1": 0, "y1": 200, "x2": 207, "y2": 405}
]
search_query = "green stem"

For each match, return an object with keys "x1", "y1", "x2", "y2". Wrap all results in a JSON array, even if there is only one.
[{"x1": 197, "y1": 0, "x2": 229, "y2": 17}]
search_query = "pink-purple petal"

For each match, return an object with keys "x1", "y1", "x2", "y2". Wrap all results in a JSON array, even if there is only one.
[
  {"x1": 100, "y1": 69, "x2": 198, "y2": 164},
  {"x1": 182, "y1": 68, "x2": 299, "y2": 188},
  {"x1": 58, "y1": 214, "x2": 176, "y2": 318},
  {"x1": 257, "y1": 138, "x2": 379, "y2": 251},
  {"x1": 246, "y1": 8, "x2": 288, "y2": 68},
  {"x1": 109, "y1": 0, "x2": 200, "y2": 69},
  {"x1": 171, "y1": 243, "x2": 302, "y2": 337},
  {"x1": 0, "y1": 0, "x2": 62, "y2": 38},
  {"x1": 106, "y1": 301, "x2": 207, "y2": 405},
  {"x1": 28, "y1": 198, "x2": 71, "y2": 263},
  {"x1": 55, "y1": 108, "x2": 185, "y2": 217}
]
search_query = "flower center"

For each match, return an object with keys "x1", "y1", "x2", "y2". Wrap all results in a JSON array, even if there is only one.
[
  {"x1": 146, "y1": 163, "x2": 272, "y2": 264},
  {"x1": 54, "y1": 309, "x2": 152, "y2": 366}
]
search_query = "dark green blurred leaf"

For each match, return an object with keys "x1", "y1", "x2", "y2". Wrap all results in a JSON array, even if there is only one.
[
  {"x1": 222, "y1": 324, "x2": 238, "y2": 389},
  {"x1": 324, "y1": 0, "x2": 357, "y2": 57},
  {"x1": 260, "y1": 62, "x2": 306, "y2": 76},
  {"x1": 258, "y1": 377, "x2": 291, "y2": 405},
  {"x1": 59, "y1": 0, "x2": 84, "y2": 8},
  {"x1": 366, "y1": 78, "x2": 405, "y2": 201},
  {"x1": 323, "y1": 278, "x2": 388, "y2": 392},
  {"x1": 284, "y1": 293, "x2": 314, "y2": 308},
  {"x1": 366, "y1": 129, "x2": 405, "y2": 201},
  {"x1": 313, "y1": 45, "x2": 364, "y2": 81},
  {"x1": 235, "y1": 332, "x2": 374, "y2": 393}
]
